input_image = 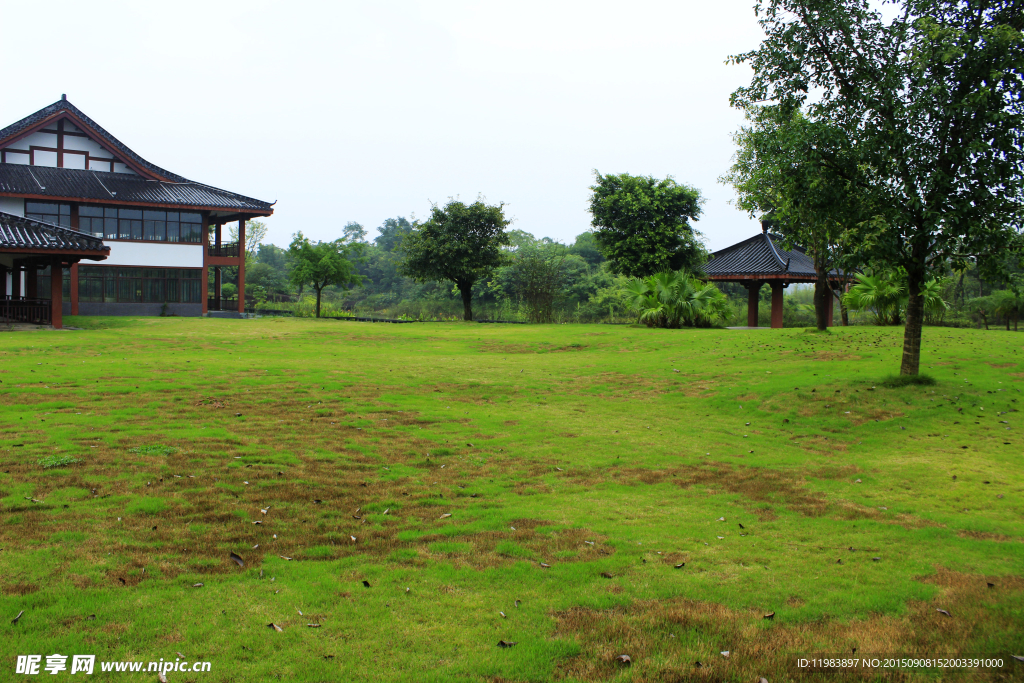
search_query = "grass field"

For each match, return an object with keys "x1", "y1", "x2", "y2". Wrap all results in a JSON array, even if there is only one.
[{"x1": 1, "y1": 317, "x2": 1021, "y2": 682}]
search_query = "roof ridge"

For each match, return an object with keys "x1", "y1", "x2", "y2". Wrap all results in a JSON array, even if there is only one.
[{"x1": 763, "y1": 232, "x2": 789, "y2": 271}]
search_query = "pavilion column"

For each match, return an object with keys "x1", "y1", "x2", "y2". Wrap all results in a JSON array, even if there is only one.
[
  {"x1": 214, "y1": 268, "x2": 222, "y2": 309},
  {"x1": 70, "y1": 263, "x2": 80, "y2": 316},
  {"x1": 50, "y1": 258, "x2": 63, "y2": 329},
  {"x1": 746, "y1": 283, "x2": 761, "y2": 327},
  {"x1": 826, "y1": 289, "x2": 834, "y2": 327},
  {"x1": 26, "y1": 265, "x2": 38, "y2": 299},
  {"x1": 237, "y1": 219, "x2": 246, "y2": 313},
  {"x1": 770, "y1": 282, "x2": 784, "y2": 329}
]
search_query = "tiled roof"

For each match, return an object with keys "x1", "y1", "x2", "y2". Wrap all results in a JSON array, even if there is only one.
[
  {"x1": 0, "y1": 97, "x2": 187, "y2": 182},
  {"x1": 0, "y1": 164, "x2": 272, "y2": 212},
  {"x1": 0, "y1": 211, "x2": 109, "y2": 254},
  {"x1": 704, "y1": 232, "x2": 818, "y2": 278},
  {"x1": 0, "y1": 97, "x2": 273, "y2": 214}
]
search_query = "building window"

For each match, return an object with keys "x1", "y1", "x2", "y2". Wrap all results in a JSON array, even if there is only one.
[
  {"x1": 78, "y1": 267, "x2": 202, "y2": 303},
  {"x1": 35, "y1": 266, "x2": 71, "y2": 300},
  {"x1": 25, "y1": 201, "x2": 72, "y2": 228},
  {"x1": 77, "y1": 205, "x2": 203, "y2": 243}
]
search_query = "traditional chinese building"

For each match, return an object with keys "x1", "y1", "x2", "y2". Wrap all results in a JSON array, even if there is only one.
[
  {"x1": 704, "y1": 225, "x2": 838, "y2": 329},
  {"x1": 0, "y1": 95, "x2": 274, "y2": 326}
]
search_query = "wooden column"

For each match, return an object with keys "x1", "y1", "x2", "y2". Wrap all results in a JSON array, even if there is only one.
[
  {"x1": 747, "y1": 283, "x2": 761, "y2": 327},
  {"x1": 26, "y1": 265, "x2": 38, "y2": 299},
  {"x1": 826, "y1": 290, "x2": 834, "y2": 327},
  {"x1": 51, "y1": 258, "x2": 63, "y2": 329},
  {"x1": 202, "y1": 218, "x2": 210, "y2": 314},
  {"x1": 237, "y1": 219, "x2": 246, "y2": 313},
  {"x1": 770, "y1": 281, "x2": 784, "y2": 329},
  {"x1": 214, "y1": 268, "x2": 222, "y2": 309},
  {"x1": 70, "y1": 263, "x2": 80, "y2": 315}
]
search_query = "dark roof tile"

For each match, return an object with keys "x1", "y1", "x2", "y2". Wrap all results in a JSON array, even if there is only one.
[
  {"x1": 0, "y1": 211, "x2": 109, "y2": 253},
  {"x1": 704, "y1": 232, "x2": 818, "y2": 278},
  {"x1": 0, "y1": 164, "x2": 271, "y2": 212}
]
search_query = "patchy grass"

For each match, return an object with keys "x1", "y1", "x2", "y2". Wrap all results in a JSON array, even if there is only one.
[
  {"x1": 882, "y1": 373, "x2": 939, "y2": 388},
  {"x1": 0, "y1": 317, "x2": 1021, "y2": 681}
]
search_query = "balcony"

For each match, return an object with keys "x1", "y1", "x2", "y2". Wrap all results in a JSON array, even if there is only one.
[{"x1": 208, "y1": 242, "x2": 240, "y2": 258}]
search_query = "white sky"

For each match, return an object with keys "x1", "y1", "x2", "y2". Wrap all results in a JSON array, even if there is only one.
[{"x1": 0, "y1": 0, "x2": 766, "y2": 251}]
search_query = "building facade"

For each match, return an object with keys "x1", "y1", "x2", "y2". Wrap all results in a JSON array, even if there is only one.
[{"x1": 0, "y1": 96, "x2": 274, "y2": 318}]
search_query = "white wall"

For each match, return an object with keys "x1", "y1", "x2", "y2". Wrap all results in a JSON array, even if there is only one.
[
  {"x1": 101, "y1": 242, "x2": 203, "y2": 268},
  {"x1": 1, "y1": 123, "x2": 136, "y2": 174},
  {"x1": 0, "y1": 197, "x2": 24, "y2": 216}
]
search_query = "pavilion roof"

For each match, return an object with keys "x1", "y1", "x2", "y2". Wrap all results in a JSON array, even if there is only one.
[
  {"x1": 704, "y1": 231, "x2": 818, "y2": 280},
  {"x1": 0, "y1": 210, "x2": 109, "y2": 256},
  {"x1": 0, "y1": 97, "x2": 273, "y2": 215}
]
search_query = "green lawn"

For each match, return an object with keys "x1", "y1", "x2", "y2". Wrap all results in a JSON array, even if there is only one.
[{"x1": 0, "y1": 317, "x2": 1021, "y2": 681}]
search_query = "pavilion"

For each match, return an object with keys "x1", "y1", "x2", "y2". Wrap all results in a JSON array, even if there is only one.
[
  {"x1": 703, "y1": 226, "x2": 837, "y2": 329},
  {"x1": 1, "y1": 212, "x2": 109, "y2": 328}
]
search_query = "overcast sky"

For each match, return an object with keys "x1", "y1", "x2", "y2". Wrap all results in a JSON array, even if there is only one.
[{"x1": 1, "y1": 0, "x2": 767, "y2": 251}]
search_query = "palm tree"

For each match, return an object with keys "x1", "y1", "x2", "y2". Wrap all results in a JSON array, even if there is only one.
[
  {"x1": 621, "y1": 271, "x2": 731, "y2": 328},
  {"x1": 843, "y1": 272, "x2": 906, "y2": 325}
]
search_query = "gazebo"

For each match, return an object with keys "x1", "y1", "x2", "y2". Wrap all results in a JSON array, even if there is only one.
[
  {"x1": 1, "y1": 211, "x2": 109, "y2": 328},
  {"x1": 704, "y1": 227, "x2": 835, "y2": 329}
]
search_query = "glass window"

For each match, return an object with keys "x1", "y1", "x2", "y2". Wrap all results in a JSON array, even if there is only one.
[
  {"x1": 166, "y1": 223, "x2": 180, "y2": 243},
  {"x1": 80, "y1": 206, "x2": 103, "y2": 218},
  {"x1": 25, "y1": 201, "x2": 72, "y2": 228},
  {"x1": 118, "y1": 208, "x2": 143, "y2": 220},
  {"x1": 76, "y1": 266, "x2": 203, "y2": 303}
]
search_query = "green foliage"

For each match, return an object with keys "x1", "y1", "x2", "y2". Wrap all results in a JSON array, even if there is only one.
[
  {"x1": 729, "y1": 0, "x2": 1024, "y2": 373},
  {"x1": 588, "y1": 172, "x2": 707, "y2": 278},
  {"x1": 127, "y1": 444, "x2": 177, "y2": 456},
  {"x1": 37, "y1": 454, "x2": 81, "y2": 469},
  {"x1": 620, "y1": 271, "x2": 731, "y2": 328},
  {"x1": 288, "y1": 232, "x2": 364, "y2": 318},
  {"x1": 844, "y1": 272, "x2": 948, "y2": 326},
  {"x1": 374, "y1": 217, "x2": 414, "y2": 253},
  {"x1": 399, "y1": 199, "x2": 512, "y2": 321}
]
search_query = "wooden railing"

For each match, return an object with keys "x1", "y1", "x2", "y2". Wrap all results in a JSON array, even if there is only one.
[
  {"x1": 1, "y1": 297, "x2": 51, "y2": 325},
  {"x1": 208, "y1": 242, "x2": 240, "y2": 258},
  {"x1": 207, "y1": 298, "x2": 239, "y2": 311}
]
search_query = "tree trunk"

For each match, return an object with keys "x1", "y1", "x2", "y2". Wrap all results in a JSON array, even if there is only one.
[
  {"x1": 840, "y1": 300, "x2": 849, "y2": 326},
  {"x1": 813, "y1": 277, "x2": 829, "y2": 331},
  {"x1": 900, "y1": 270, "x2": 926, "y2": 376},
  {"x1": 459, "y1": 283, "x2": 473, "y2": 321},
  {"x1": 315, "y1": 286, "x2": 322, "y2": 318}
]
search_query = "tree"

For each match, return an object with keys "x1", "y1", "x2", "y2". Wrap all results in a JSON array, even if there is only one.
[
  {"x1": 399, "y1": 199, "x2": 511, "y2": 321},
  {"x1": 588, "y1": 172, "x2": 707, "y2": 278},
  {"x1": 721, "y1": 108, "x2": 868, "y2": 329},
  {"x1": 730, "y1": 0, "x2": 1024, "y2": 374},
  {"x1": 374, "y1": 217, "x2": 414, "y2": 253},
  {"x1": 287, "y1": 232, "x2": 363, "y2": 318},
  {"x1": 230, "y1": 219, "x2": 269, "y2": 263}
]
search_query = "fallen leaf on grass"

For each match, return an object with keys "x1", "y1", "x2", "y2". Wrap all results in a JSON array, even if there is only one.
[
  {"x1": 616, "y1": 655, "x2": 632, "y2": 665},
  {"x1": 11, "y1": 610, "x2": 23, "y2": 625},
  {"x1": 192, "y1": 583, "x2": 204, "y2": 588},
  {"x1": 936, "y1": 609, "x2": 952, "y2": 617},
  {"x1": 497, "y1": 640, "x2": 517, "y2": 648},
  {"x1": 268, "y1": 623, "x2": 283, "y2": 632},
  {"x1": 362, "y1": 581, "x2": 371, "y2": 588},
  {"x1": 230, "y1": 552, "x2": 245, "y2": 568},
  {"x1": 764, "y1": 611, "x2": 775, "y2": 620}
]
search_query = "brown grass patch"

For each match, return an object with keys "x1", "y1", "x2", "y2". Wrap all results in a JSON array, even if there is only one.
[
  {"x1": 957, "y1": 530, "x2": 1023, "y2": 543},
  {"x1": 552, "y1": 567, "x2": 1024, "y2": 681}
]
